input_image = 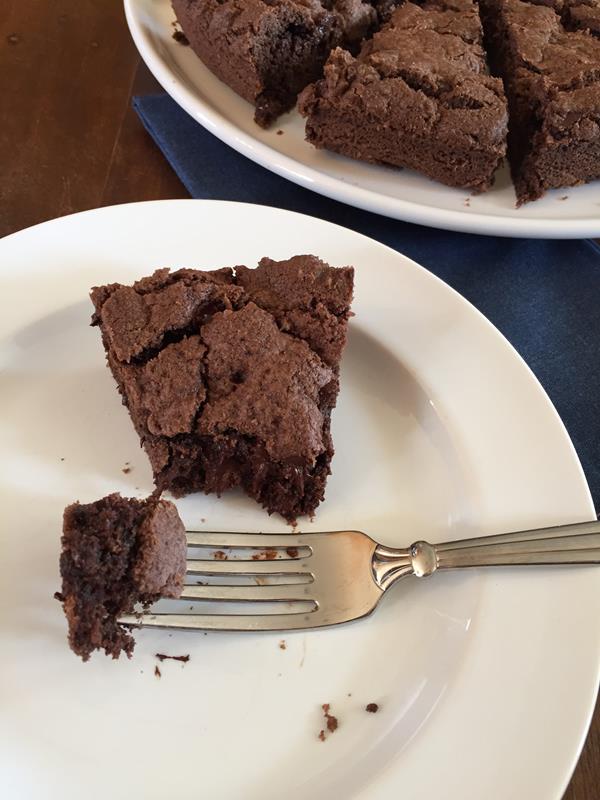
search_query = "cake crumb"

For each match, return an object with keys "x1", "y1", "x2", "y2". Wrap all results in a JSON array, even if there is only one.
[
  {"x1": 252, "y1": 549, "x2": 278, "y2": 560},
  {"x1": 277, "y1": 129, "x2": 284, "y2": 135},
  {"x1": 155, "y1": 653, "x2": 190, "y2": 663},
  {"x1": 154, "y1": 665, "x2": 161, "y2": 679},
  {"x1": 60, "y1": 457, "x2": 65, "y2": 461},
  {"x1": 366, "y1": 702, "x2": 379, "y2": 713},
  {"x1": 318, "y1": 703, "x2": 338, "y2": 739},
  {"x1": 463, "y1": 197, "x2": 471, "y2": 207},
  {"x1": 286, "y1": 547, "x2": 299, "y2": 558},
  {"x1": 200, "y1": 517, "x2": 206, "y2": 523},
  {"x1": 213, "y1": 550, "x2": 228, "y2": 560},
  {"x1": 323, "y1": 704, "x2": 338, "y2": 732},
  {"x1": 7, "y1": 33, "x2": 20, "y2": 45},
  {"x1": 172, "y1": 29, "x2": 189, "y2": 45},
  {"x1": 122, "y1": 467, "x2": 131, "y2": 474},
  {"x1": 279, "y1": 640, "x2": 287, "y2": 650},
  {"x1": 347, "y1": 693, "x2": 352, "y2": 697},
  {"x1": 559, "y1": 195, "x2": 569, "y2": 201}
]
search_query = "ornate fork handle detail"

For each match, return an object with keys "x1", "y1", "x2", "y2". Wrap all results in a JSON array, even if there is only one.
[{"x1": 372, "y1": 521, "x2": 600, "y2": 591}]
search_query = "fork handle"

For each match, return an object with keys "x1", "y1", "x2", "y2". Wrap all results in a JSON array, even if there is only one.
[
  {"x1": 374, "y1": 521, "x2": 600, "y2": 588},
  {"x1": 432, "y1": 520, "x2": 600, "y2": 569}
]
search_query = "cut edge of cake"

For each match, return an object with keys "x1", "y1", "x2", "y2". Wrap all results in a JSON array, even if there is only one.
[
  {"x1": 479, "y1": 0, "x2": 600, "y2": 204},
  {"x1": 298, "y1": 0, "x2": 508, "y2": 192},
  {"x1": 172, "y1": 0, "x2": 378, "y2": 128},
  {"x1": 56, "y1": 493, "x2": 186, "y2": 661}
]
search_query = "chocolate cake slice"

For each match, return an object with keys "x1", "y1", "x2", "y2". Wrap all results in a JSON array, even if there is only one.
[
  {"x1": 480, "y1": 0, "x2": 600, "y2": 203},
  {"x1": 299, "y1": 0, "x2": 508, "y2": 192},
  {"x1": 172, "y1": 0, "x2": 377, "y2": 127},
  {"x1": 56, "y1": 494, "x2": 186, "y2": 661},
  {"x1": 90, "y1": 256, "x2": 354, "y2": 522}
]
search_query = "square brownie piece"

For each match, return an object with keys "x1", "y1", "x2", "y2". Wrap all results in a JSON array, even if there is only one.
[
  {"x1": 90, "y1": 256, "x2": 354, "y2": 522},
  {"x1": 480, "y1": 0, "x2": 600, "y2": 203},
  {"x1": 299, "y1": 0, "x2": 508, "y2": 191},
  {"x1": 56, "y1": 494, "x2": 186, "y2": 660},
  {"x1": 172, "y1": 0, "x2": 377, "y2": 127}
]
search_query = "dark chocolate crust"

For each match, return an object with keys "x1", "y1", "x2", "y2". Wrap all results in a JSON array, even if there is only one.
[
  {"x1": 57, "y1": 494, "x2": 186, "y2": 661},
  {"x1": 172, "y1": 0, "x2": 377, "y2": 127},
  {"x1": 299, "y1": 0, "x2": 508, "y2": 192},
  {"x1": 480, "y1": 0, "x2": 600, "y2": 203},
  {"x1": 91, "y1": 256, "x2": 354, "y2": 522}
]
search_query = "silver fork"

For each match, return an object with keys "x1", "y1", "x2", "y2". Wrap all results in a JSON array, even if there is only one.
[{"x1": 120, "y1": 520, "x2": 600, "y2": 632}]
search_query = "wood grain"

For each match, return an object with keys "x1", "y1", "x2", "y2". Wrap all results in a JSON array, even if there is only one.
[
  {"x1": 0, "y1": 0, "x2": 185, "y2": 237},
  {"x1": 0, "y1": 2, "x2": 598, "y2": 798}
]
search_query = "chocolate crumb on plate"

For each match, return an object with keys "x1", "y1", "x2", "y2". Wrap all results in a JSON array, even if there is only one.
[
  {"x1": 155, "y1": 653, "x2": 190, "y2": 663},
  {"x1": 213, "y1": 550, "x2": 228, "y2": 560},
  {"x1": 154, "y1": 665, "x2": 162, "y2": 678},
  {"x1": 286, "y1": 547, "x2": 299, "y2": 558},
  {"x1": 366, "y1": 702, "x2": 379, "y2": 713},
  {"x1": 318, "y1": 730, "x2": 326, "y2": 742},
  {"x1": 318, "y1": 703, "x2": 339, "y2": 739},
  {"x1": 279, "y1": 640, "x2": 287, "y2": 650},
  {"x1": 172, "y1": 29, "x2": 189, "y2": 46}
]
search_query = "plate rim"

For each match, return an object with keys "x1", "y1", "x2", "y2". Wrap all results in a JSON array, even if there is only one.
[
  {"x1": 124, "y1": 0, "x2": 600, "y2": 239},
  {"x1": 1, "y1": 198, "x2": 598, "y2": 800}
]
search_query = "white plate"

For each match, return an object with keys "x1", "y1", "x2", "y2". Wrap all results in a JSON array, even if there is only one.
[
  {"x1": 1, "y1": 200, "x2": 598, "y2": 800},
  {"x1": 125, "y1": 0, "x2": 600, "y2": 239}
]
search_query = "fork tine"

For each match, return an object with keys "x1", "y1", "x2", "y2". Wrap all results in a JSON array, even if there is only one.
[
  {"x1": 179, "y1": 584, "x2": 314, "y2": 602},
  {"x1": 185, "y1": 559, "x2": 312, "y2": 575},
  {"x1": 120, "y1": 611, "x2": 320, "y2": 632},
  {"x1": 186, "y1": 531, "x2": 311, "y2": 549}
]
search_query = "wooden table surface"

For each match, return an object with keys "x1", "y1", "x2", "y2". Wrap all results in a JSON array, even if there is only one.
[{"x1": 1, "y1": 2, "x2": 598, "y2": 796}]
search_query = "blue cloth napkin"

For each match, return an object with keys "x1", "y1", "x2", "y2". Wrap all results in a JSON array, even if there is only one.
[{"x1": 134, "y1": 93, "x2": 600, "y2": 511}]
